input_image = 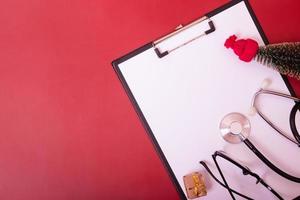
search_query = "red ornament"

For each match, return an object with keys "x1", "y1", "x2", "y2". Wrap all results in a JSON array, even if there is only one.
[{"x1": 224, "y1": 35, "x2": 259, "y2": 62}]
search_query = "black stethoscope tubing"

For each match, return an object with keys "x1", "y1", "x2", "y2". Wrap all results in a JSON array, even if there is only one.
[
  {"x1": 247, "y1": 102, "x2": 300, "y2": 183},
  {"x1": 290, "y1": 102, "x2": 300, "y2": 145},
  {"x1": 221, "y1": 112, "x2": 300, "y2": 183},
  {"x1": 244, "y1": 138, "x2": 300, "y2": 183}
]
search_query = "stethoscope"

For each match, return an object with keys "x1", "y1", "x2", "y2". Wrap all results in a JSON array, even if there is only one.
[
  {"x1": 249, "y1": 79, "x2": 300, "y2": 146},
  {"x1": 220, "y1": 112, "x2": 300, "y2": 183}
]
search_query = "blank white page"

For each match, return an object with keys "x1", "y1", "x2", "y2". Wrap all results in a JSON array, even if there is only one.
[{"x1": 117, "y1": 1, "x2": 300, "y2": 199}]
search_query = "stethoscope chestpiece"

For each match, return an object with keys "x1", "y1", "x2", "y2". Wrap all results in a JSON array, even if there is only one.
[
  {"x1": 219, "y1": 112, "x2": 300, "y2": 184},
  {"x1": 219, "y1": 112, "x2": 251, "y2": 144}
]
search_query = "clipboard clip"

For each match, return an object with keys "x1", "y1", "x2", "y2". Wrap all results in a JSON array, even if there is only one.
[{"x1": 153, "y1": 16, "x2": 215, "y2": 58}]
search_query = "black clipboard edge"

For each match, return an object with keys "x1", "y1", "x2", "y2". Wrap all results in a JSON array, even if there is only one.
[
  {"x1": 112, "y1": 43, "x2": 152, "y2": 67},
  {"x1": 242, "y1": 0, "x2": 297, "y2": 97},
  {"x1": 111, "y1": 0, "x2": 296, "y2": 199}
]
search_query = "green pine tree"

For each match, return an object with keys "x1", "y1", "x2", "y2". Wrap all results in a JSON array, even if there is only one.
[{"x1": 255, "y1": 42, "x2": 300, "y2": 79}]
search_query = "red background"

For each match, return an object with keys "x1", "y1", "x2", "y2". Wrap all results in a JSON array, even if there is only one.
[{"x1": 0, "y1": 0, "x2": 299, "y2": 199}]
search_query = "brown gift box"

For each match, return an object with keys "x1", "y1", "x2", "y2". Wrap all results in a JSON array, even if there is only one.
[{"x1": 183, "y1": 172, "x2": 207, "y2": 199}]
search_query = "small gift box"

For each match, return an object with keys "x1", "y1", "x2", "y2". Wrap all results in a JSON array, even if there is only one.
[{"x1": 183, "y1": 172, "x2": 207, "y2": 199}]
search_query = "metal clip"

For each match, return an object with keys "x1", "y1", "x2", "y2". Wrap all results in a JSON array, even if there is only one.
[{"x1": 153, "y1": 16, "x2": 215, "y2": 58}]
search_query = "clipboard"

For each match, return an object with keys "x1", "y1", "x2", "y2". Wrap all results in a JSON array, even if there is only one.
[{"x1": 112, "y1": 0, "x2": 300, "y2": 199}]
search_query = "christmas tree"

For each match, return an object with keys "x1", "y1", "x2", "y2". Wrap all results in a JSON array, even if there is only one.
[{"x1": 224, "y1": 35, "x2": 300, "y2": 80}]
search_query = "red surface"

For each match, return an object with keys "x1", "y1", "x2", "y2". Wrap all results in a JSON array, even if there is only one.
[{"x1": 0, "y1": 0, "x2": 299, "y2": 199}]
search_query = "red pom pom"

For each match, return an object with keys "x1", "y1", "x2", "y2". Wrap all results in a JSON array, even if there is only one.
[
  {"x1": 224, "y1": 35, "x2": 237, "y2": 48},
  {"x1": 224, "y1": 35, "x2": 259, "y2": 62}
]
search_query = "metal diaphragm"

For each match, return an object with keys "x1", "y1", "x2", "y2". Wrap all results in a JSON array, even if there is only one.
[{"x1": 219, "y1": 112, "x2": 251, "y2": 144}]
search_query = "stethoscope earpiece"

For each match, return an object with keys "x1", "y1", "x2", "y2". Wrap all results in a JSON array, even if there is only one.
[
  {"x1": 247, "y1": 78, "x2": 271, "y2": 117},
  {"x1": 248, "y1": 106, "x2": 257, "y2": 117},
  {"x1": 260, "y1": 78, "x2": 272, "y2": 90},
  {"x1": 250, "y1": 79, "x2": 300, "y2": 146}
]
